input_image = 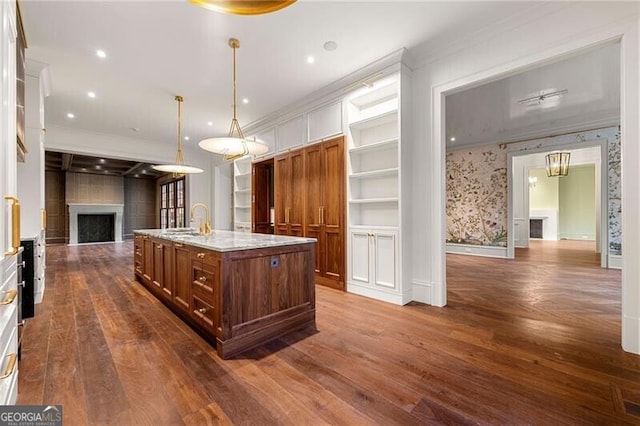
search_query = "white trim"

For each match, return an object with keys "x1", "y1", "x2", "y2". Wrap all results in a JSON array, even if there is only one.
[
  {"x1": 446, "y1": 243, "x2": 509, "y2": 259},
  {"x1": 609, "y1": 254, "x2": 622, "y2": 269},
  {"x1": 68, "y1": 203, "x2": 124, "y2": 245},
  {"x1": 623, "y1": 314, "x2": 640, "y2": 353},
  {"x1": 347, "y1": 281, "x2": 410, "y2": 306},
  {"x1": 412, "y1": 279, "x2": 433, "y2": 305}
]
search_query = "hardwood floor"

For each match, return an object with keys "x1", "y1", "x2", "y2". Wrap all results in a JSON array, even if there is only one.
[{"x1": 18, "y1": 240, "x2": 640, "y2": 424}]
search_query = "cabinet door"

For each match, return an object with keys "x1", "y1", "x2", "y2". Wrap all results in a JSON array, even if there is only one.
[
  {"x1": 173, "y1": 243, "x2": 191, "y2": 312},
  {"x1": 321, "y1": 138, "x2": 344, "y2": 284},
  {"x1": 143, "y1": 238, "x2": 153, "y2": 283},
  {"x1": 374, "y1": 231, "x2": 397, "y2": 288},
  {"x1": 349, "y1": 230, "x2": 371, "y2": 285},
  {"x1": 304, "y1": 144, "x2": 322, "y2": 274},
  {"x1": 152, "y1": 240, "x2": 164, "y2": 291},
  {"x1": 289, "y1": 150, "x2": 305, "y2": 237},
  {"x1": 274, "y1": 153, "x2": 290, "y2": 235}
]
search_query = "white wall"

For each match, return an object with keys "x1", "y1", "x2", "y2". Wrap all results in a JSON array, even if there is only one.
[{"x1": 410, "y1": 2, "x2": 640, "y2": 353}]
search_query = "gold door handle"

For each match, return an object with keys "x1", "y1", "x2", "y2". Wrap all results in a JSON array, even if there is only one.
[
  {"x1": 321, "y1": 206, "x2": 325, "y2": 225},
  {"x1": 41, "y1": 208, "x2": 47, "y2": 231},
  {"x1": 174, "y1": 243, "x2": 183, "y2": 248},
  {"x1": 197, "y1": 252, "x2": 205, "y2": 259},
  {"x1": 4, "y1": 196, "x2": 20, "y2": 257},
  {"x1": 318, "y1": 207, "x2": 322, "y2": 225},
  {"x1": 0, "y1": 290, "x2": 17, "y2": 306},
  {"x1": 0, "y1": 353, "x2": 17, "y2": 379}
]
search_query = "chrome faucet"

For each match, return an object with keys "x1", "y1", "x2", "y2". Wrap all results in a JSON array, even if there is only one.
[{"x1": 190, "y1": 203, "x2": 211, "y2": 235}]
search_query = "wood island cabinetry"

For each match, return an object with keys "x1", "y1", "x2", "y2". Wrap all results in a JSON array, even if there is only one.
[{"x1": 134, "y1": 230, "x2": 316, "y2": 359}]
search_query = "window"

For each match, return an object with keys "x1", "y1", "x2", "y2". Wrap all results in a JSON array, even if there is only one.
[{"x1": 160, "y1": 177, "x2": 185, "y2": 229}]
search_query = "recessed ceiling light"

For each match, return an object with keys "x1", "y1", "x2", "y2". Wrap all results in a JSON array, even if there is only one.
[
  {"x1": 307, "y1": 56, "x2": 315, "y2": 64},
  {"x1": 184, "y1": 136, "x2": 190, "y2": 141},
  {"x1": 134, "y1": 174, "x2": 140, "y2": 178},
  {"x1": 141, "y1": 170, "x2": 147, "y2": 174},
  {"x1": 87, "y1": 91, "x2": 96, "y2": 98},
  {"x1": 207, "y1": 121, "x2": 213, "y2": 126},
  {"x1": 81, "y1": 168, "x2": 87, "y2": 172},
  {"x1": 450, "y1": 137, "x2": 456, "y2": 142},
  {"x1": 66, "y1": 113, "x2": 75, "y2": 119},
  {"x1": 99, "y1": 158, "x2": 106, "y2": 163},
  {"x1": 96, "y1": 49, "x2": 107, "y2": 59},
  {"x1": 242, "y1": 98, "x2": 249, "y2": 104},
  {"x1": 95, "y1": 165, "x2": 101, "y2": 170},
  {"x1": 323, "y1": 41, "x2": 338, "y2": 51}
]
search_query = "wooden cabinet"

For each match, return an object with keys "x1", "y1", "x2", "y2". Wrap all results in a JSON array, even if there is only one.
[
  {"x1": 304, "y1": 137, "x2": 345, "y2": 289},
  {"x1": 142, "y1": 236, "x2": 153, "y2": 283},
  {"x1": 173, "y1": 242, "x2": 191, "y2": 312},
  {"x1": 134, "y1": 235, "x2": 144, "y2": 277},
  {"x1": 274, "y1": 149, "x2": 304, "y2": 237},
  {"x1": 349, "y1": 228, "x2": 398, "y2": 290},
  {"x1": 152, "y1": 239, "x2": 172, "y2": 300},
  {"x1": 252, "y1": 158, "x2": 274, "y2": 234}
]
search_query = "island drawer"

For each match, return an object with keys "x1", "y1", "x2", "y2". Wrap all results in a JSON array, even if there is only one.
[
  {"x1": 191, "y1": 267, "x2": 215, "y2": 304},
  {"x1": 192, "y1": 295, "x2": 215, "y2": 331},
  {"x1": 191, "y1": 249, "x2": 219, "y2": 266}
]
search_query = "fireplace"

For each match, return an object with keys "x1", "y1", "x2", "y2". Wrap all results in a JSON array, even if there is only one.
[{"x1": 68, "y1": 203, "x2": 124, "y2": 245}]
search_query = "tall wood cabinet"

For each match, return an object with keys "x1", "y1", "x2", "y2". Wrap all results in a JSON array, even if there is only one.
[
  {"x1": 304, "y1": 137, "x2": 345, "y2": 289},
  {"x1": 274, "y1": 149, "x2": 304, "y2": 237}
]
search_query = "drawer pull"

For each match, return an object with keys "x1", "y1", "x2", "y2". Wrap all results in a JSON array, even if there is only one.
[
  {"x1": 198, "y1": 307, "x2": 207, "y2": 314},
  {"x1": 0, "y1": 354, "x2": 17, "y2": 379},
  {"x1": 199, "y1": 276, "x2": 207, "y2": 282},
  {"x1": 4, "y1": 196, "x2": 20, "y2": 256},
  {"x1": 0, "y1": 290, "x2": 17, "y2": 305},
  {"x1": 17, "y1": 281, "x2": 25, "y2": 288},
  {"x1": 156, "y1": 244, "x2": 163, "y2": 249},
  {"x1": 174, "y1": 243, "x2": 183, "y2": 248},
  {"x1": 197, "y1": 252, "x2": 205, "y2": 259}
]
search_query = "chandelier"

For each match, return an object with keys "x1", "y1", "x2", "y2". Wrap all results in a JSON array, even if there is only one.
[
  {"x1": 188, "y1": 0, "x2": 295, "y2": 15},
  {"x1": 152, "y1": 96, "x2": 204, "y2": 176},
  {"x1": 199, "y1": 38, "x2": 269, "y2": 161}
]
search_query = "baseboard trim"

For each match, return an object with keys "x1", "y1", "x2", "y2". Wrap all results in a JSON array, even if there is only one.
[
  {"x1": 609, "y1": 254, "x2": 622, "y2": 269},
  {"x1": 446, "y1": 243, "x2": 508, "y2": 259},
  {"x1": 347, "y1": 282, "x2": 407, "y2": 305},
  {"x1": 412, "y1": 279, "x2": 433, "y2": 305},
  {"x1": 623, "y1": 314, "x2": 640, "y2": 355}
]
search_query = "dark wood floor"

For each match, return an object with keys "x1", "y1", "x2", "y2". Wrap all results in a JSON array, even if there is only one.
[{"x1": 17, "y1": 240, "x2": 640, "y2": 424}]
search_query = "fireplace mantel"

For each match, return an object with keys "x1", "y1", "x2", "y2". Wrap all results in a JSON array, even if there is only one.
[{"x1": 68, "y1": 203, "x2": 124, "y2": 245}]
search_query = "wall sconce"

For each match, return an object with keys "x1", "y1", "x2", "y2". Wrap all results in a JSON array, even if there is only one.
[
  {"x1": 528, "y1": 176, "x2": 537, "y2": 188},
  {"x1": 545, "y1": 152, "x2": 570, "y2": 177}
]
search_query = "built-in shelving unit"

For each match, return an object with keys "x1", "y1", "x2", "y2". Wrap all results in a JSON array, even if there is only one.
[
  {"x1": 233, "y1": 156, "x2": 252, "y2": 232},
  {"x1": 346, "y1": 70, "x2": 410, "y2": 305}
]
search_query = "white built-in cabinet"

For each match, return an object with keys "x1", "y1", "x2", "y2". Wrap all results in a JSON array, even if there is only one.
[
  {"x1": 232, "y1": 156, "x2": 252, "y2": 232},
  {"x1": 0, "y1": 0, "x2": 20, "y2": 404},
  {"x1": 346, "y1": 70, "x2": 411, "y2": 305}
]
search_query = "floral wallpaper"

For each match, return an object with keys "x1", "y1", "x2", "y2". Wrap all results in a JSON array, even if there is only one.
[
  {"x1": 446, "y1": 126, "x2": 622, "y2": 255},
  {"x1": 446, "y1": 146, "x2": 508, "y2": 246}
]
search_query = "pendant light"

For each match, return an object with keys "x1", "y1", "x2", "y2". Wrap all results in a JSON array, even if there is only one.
[
  {"x1": 545, "y1": 151, "x2": 570, "y2": 177},
  {"x1": 199, "y1": 38, "x2": 269, "y2": 161},
  {"x1": 152, "y1": 95, "x2": 204, "y2": 176},
  {"x1": 188, "y1": 0, "x2": 296, "y2": 15}
]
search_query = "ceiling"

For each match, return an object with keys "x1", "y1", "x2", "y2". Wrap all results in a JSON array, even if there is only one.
[
  {"x1": 19, "y1": 1, "x2": 545, "y2": 155},
  {"x1": 446, "y1": 41, "x2": 620, "y2": 149},
  {"x1": 45, "y1": 151, "x2": 166, "y2": 179}
]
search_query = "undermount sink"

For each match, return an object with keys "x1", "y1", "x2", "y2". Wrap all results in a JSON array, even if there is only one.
[{"x1": 162, "y1": 228, "x2": 201, "y2": 236}]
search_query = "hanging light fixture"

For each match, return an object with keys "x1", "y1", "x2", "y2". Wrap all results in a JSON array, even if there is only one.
[
  {"x1": 545, "y1": 151, "x2": 570, "y2": 177},
  {"x1": 188, "y1": 0, "x2": 295, "y2": 15},
  {"x1": 152, "y1": 96, "x2": 204, "y2": 176},
  {"x1": 199, "y1": 38, "x2": 269, "y2": 161}
]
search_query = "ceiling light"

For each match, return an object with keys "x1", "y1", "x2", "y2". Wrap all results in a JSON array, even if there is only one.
[
  {"x1": 449, "y1": 137, "x2": 456, "y2": 142},
  {"x1": 87, "y1": 91, "x2": 96, "y2": 98},
  {"x1": 323, "y1": 41, "x2": 338, "y2": 52},
  {"x1": 99, "y1": 158, "x2": 105, "y2": 163},
  {"x1": 207, "y1": 121, "x2": 213, "y2": 126},
  {"x1": 152, "y1": 96, "x2": 204, "y2": 175},
  {"x1": 242, "y1": 98, "x2": 249, "y2": 104},
  {"x1": 545, "y1": 152, "x2": 570, "y2": 177},
  {"x1": 134, "y1": 174, "x2": 140, "y2": 178},
  {"x1": 188, "y1": 0, "x2": 295, "y2": 15},
  {"x1": 66, "y1": 113, "x2": 75, "y2": 119},
  {"x1": 184, "y1": 136, "x2": 190, "y2": 141},
  {"x1": 141, "y1": 170, "x2": 147, "y2": 174},
  {"x1": 518, "y1": 89, "x2": 568, "y2": 105},
  {"x1": 307, "y1": 56, "x2": 315, "y2": 64},
  {"x1": 96, "y1": 49, "x2": 107, "y2": 59},
  {"x1": 199, "y1": 38, "x2": 269, "y2": 161},
  {"x1": 95, "y1": 165, "x2": 101, "y2": 170}
]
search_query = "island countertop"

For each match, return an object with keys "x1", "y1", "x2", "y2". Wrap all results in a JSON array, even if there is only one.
[{"x1": 134, "y1": 228, "x2": 316, "y2": 252}]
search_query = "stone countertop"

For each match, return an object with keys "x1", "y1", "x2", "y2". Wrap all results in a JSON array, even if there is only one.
[{"x1": 134, "y1": 229, "x2": 316, "y2": 252}]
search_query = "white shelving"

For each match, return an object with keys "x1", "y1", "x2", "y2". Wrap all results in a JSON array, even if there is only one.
[
  {"x1": 346, "y1": 70, "x2": 411, "y2": 305},
  {"x1": 233, "y1": 156, "x2": 253, "y2": 232}
]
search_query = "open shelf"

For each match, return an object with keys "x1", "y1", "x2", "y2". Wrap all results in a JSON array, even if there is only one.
[
  {"x1": 234, "y1": 188, "x2": 252, "y2": 193},
  {"x1": 349, "y1": 138, "x2": 398, "y2": 154},
  {"x1": 349, "y1": 168, "x2": 398, "y2": 179},
  {"x1": 349, "y1": 110, "x2": 397, "y2": 131},
  {"x1": 234, "y1": 205, "x2": 251, "y2": 209},
  {"x1": 349, "y1": 197, "x2": 399, "y2": 204}
]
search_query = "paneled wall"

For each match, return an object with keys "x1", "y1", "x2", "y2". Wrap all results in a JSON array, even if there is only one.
[
  {"x1": 44, "y1": 170, "x2": 66, "y2": 244},
  {"x1": 65, "y1": 172, "x2": 124, "y2": 204},
  {"x1": 124, "y1": 177, "x2": 157, "y2": 238}
]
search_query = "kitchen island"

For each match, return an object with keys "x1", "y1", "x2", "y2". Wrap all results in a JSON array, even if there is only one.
[{"x1": 133, "y1": 229, "x2": 316, "y2": 359}]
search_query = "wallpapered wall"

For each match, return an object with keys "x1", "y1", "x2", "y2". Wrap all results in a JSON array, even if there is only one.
[{"x1": 446, "y1": 126, "x2": 622, "y2": 255}]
